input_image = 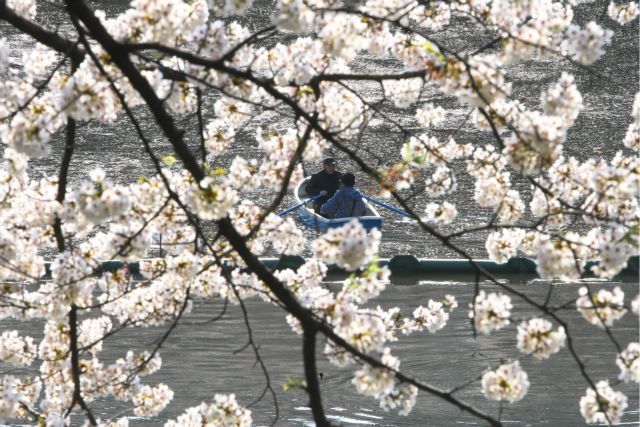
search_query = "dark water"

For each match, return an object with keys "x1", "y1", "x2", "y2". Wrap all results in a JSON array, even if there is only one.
[
  {"x1": 2, "y1": 277, "x2": 638, "y2": 426},
  {"x1": 0, "y1": 0, "x2": 637, "y2": 258}
]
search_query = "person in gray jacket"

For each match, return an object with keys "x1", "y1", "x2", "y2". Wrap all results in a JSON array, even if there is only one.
[{"x1": 320, "y1": 173, "x2": 368, "y2": 218}]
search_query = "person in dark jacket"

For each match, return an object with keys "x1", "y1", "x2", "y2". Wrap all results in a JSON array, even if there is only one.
[
  {"x1": 306, "y1": 157, "x2": 342, "y2": 212},
  {"x1": 320, "y1": 173, "x2": 368, "y2": 218}
]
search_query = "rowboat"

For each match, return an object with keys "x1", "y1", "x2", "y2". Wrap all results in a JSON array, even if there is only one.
[{"x1": 294, "y1": 177, "x2": 382, "y2": 231}]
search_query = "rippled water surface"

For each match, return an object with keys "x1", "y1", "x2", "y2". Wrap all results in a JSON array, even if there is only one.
[
  {"x1": 1, "y1": 0, "x2": 637, "y2": 258},
  {"x1": 4, "y1": 277, "x2": 638, "y2": 426}
]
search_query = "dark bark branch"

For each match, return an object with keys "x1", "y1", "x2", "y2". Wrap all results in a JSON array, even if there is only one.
[
  {"x1": 67, "y1": 305, "x2": 98, "y2": 425},
  {"x1": 65, "y1": 0, "x2": 205, "y2": 181},
  {"x1": 0, "y1": 3, "x2": 84, "y2": 63},
  {"x1": 218, "y1": 218, "x2": 502, "y2": 426},
  {"x1": 303, "y1": 327, "x2": 330, "y2": 427},
  {"x1": 53, "y1": 106, "x2": 77, "y2": 252},
  {"x1": 196, "y1": 88, "x2": 206, "y2": 164}
]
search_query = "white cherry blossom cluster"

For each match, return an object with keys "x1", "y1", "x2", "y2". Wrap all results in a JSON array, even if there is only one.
[
  {"x1": 165, "y1": 393, "x2": 252, "y2": 426},
  {"x1": 469, "y1": 291, "x2": 512, "y2": 334},
  {"x1": 616, "y1": 342, "x2": 640, "y2": 383},
  {"x1": 0, "y1": 330, "x2": 36, "y2": 367},
  {"x1": 410, "y1": 1, "x2": 451, "y2": 31},
  {"x1": 588, "y1": 224, "x2": 638, "y2": 278},
  {"x1": 204, "y1": 119, "x2": 235, "y2": 157},
  {"x1": 415, "y1": 103, "x2": 446, "y2": 127},
  {"x1": 0, "y1": 98, "x2": 59, "y2": 158},
  {"x1": 312, "y1": 219, "x2": 381, "y2": 271},
  {"x1": 74, "y1": 168, "x2": 131, "y2": 225},
  {"x1": 402, "y1": 135, "x2": 469, "y2": 168},
  {"x1": 229, "y1": 201, "x2": 305, "y2": 255},
  {"x1": 576, "y1": 286, "x2": 627, "y2": 328},
  {"x1": 579, "y1": 380, "x2": 628, "y2": 424},
  {"x1": 227, "y1": 156, "x2": 260, "y2": 191},
  {"x1": 351, "y1": 347, "x2": 419, "y2": 415},
  {"x1": 335, "y1": 312, "x2": 387, "y2": 355},
  {"x1": 0, "y1": 375, "x2": 41, "y2": 423},
  {"x1": 253, "y1": 128, "x2": 305, "y2": 190},
  {"x1": 133, "y1": 384, "x2": 174, "y2": 416},
  {"x1": 379, "y1": 383, "x2": 418, "y2": 416},
  {"x1": 22, "y1": 43, "x2": 57, "y2": 80},
  {"x1": 582, "y1": 153, "x2": 639, "y2": 224},
  {"x1": 319, "y1": 13, "x2": 369, "y2": 61},
  {"x1": 608, "y1": 2, "x2": 639, "y2": 25},
  {"x1": 383, "y1": 78, "x2": 424, "y2": 109},
  {"x1": 339, "y1": 262, "x2": 391, "y2": 304},
  {"x1": 402, "y1": 296, "x2": 457, "y2": 334},
  {"x1": 503, "y1": 111, "x2": 566, "y2": 175},
  {"x1": 481, "y1": 360, "x2": 529, "y2": 403},
  {"x1": 0, "y1": 0, "x2": 637, "y2": 423},
  {"x1": 536, "y1": 233, "x2": 590, "y2": 280},
  {"x1": 352, "y1": 347, "x2": 398, "y2": 399},
  {"x1": 423, "y1": 201, "x2": 457, "y2": 225},
  {"x1": 623, "y1": 92, "x2": 640, "y2": 150},
  {"x1": 467, "y1": 146, "x2": 523, "y2": 224},
  {"x1": 486, "y1": 229, "x2": 525, "y2": 264},
  {"x1": 95, "y1": 0, "x2": 208, "y2": 46},
  {"x1": 214, "y1": 97, "x2": 252, "y2": 127},
  {"x1": 632, "y1": 294, "x2": 640, "y2": 315},
  {"x1": 541, "y1": 72, "x2": 583, "y2": 128},
  {"x1": 391, "y1": 33, "x2": 444, "y2": 70},
  {"x1": 516, "y1": 318, "x2": 566, "y2": 359},
  {"x1": 7, "y1": 0, "x2": 36, "y2": 20},
  {"x1": 444, "y1": 56, "x2": 511, "y2": 108},
  {"x1": 317, "y1": 83, "x2": 366, "y2": 137},
  {"x1": 253, "y1": 38, "x2": 328, "y2": 86},
  {"x1": 498, "y1": 2, "x2": 573, "y2": 63},
  {"x1": 273, "y1": 0, "x2": 331, "y2": 33},
  {"x1": 425, "y1": 166, "x2": 457, "y2": 197},
  {"x1": 185, "y1": 176, "x2": 238, "y2": 221},
  {"x1": 54, "y1": 58, "x2": 118, "y2": 122},
  {"x1": 561, "y1": 22, "x2": 613, "y2": 65}
]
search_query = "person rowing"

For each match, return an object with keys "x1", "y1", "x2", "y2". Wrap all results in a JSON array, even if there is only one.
[
  {"x1": 306, "y1": 157, "x2": 342, "y2": 212},
  {"x1": 320, "y1": 172, "x2": 368, "y2": 219}
]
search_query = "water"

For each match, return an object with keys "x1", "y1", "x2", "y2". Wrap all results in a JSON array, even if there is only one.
[
  {"x1": 1, "y1": 0, "x2": 638, "y2": 258},
  {"x1": 0, "y1": 1, "x2": 638, "y2": 425},
  {"x1": 2, "y1": 277, "x2": 638, "y2": 425}
]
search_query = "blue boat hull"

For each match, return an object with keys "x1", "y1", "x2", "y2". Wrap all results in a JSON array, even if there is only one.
[{"x1": 297, "y1": 207, "x2": 382, "y2": 231}]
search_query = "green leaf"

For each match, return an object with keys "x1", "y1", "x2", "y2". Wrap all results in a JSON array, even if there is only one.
[
  {"x1": 138, "y1": 176, "x2": 148, "y2": 184},
  {"x1": 161, "y1": 155, "x2": 176, "y2": 167},
  {"x1": 283, "y1": 375, "x2": 306, "y2": 392}
]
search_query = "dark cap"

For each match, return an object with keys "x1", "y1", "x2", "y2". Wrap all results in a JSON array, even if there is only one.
[{"x1": 323, "y1": 157, "x2": 336, "y2": 165}]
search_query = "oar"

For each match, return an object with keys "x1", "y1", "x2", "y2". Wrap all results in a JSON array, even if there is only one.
[
  {"x1": 278, "y1": 193, "x2": 323, "y2": 217},
  {"x1": 361, "y1": 194, "x2": 413, "y2": 219}
]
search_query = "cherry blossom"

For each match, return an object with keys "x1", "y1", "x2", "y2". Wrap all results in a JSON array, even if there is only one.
[
  {"x1": 608, "y1": 2, "x2": 639, "y2": 25},
  {"x1": 579, "y1": 380, "x2": 628, "y2": 424},
  {"x1": 616, "y1": 342, "x2": 640, "y2": 383},
  {"x1": 481, "y1": 361, "x2": 529, "y2": 403},
  {"x1": 561, "y1": 22, "x2": 613, "y2": 65},
  {"x1": 312, "y1": 219, "x2": 381, "y2": 271},
  {"x1": 516, "y1": 318, "x2": 566, "y2": 359},
  {"x1": 0, "y1": 0, "x2": 636, "y2": 424},
  {"x1": 576, "y1": 286, "x2": 627, "y2": 328},
  {"x1": 469, "y1": 291, "x2": 512, "y2": 334}
]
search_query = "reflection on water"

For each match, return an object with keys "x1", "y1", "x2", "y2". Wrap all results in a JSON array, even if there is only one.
[{"x1": 2, "y1": 278, "x2": 638, "y2": 426}]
